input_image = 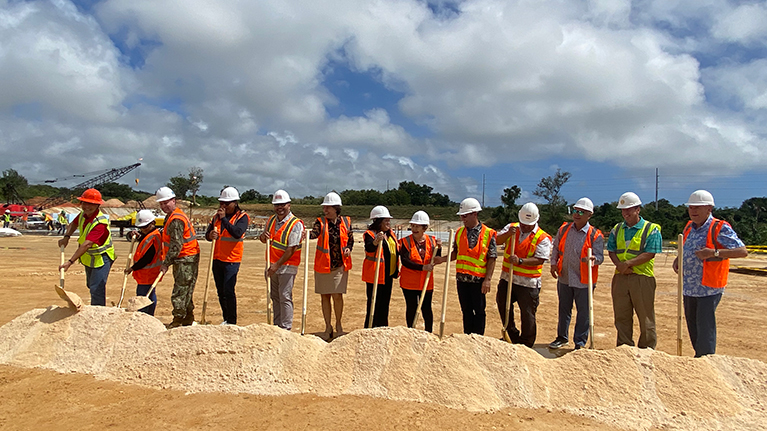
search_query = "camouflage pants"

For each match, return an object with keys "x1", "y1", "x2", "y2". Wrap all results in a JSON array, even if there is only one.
[{"x1": 171, "y1": 254, "x2": 199, "y2": 319}]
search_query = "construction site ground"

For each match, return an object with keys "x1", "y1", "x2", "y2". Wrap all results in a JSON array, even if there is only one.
[{"x1": 1, "y1": 234, "x2": 765, "y2": 430}]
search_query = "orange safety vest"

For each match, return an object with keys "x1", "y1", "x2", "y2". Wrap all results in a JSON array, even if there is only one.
[
  {"x1": 456, "y1": 224, "x2": 496, "y2": 278},
  {"x1": 399, "y1": 234, "x2": 437, "y2": 291},
  {"x1": 266, "y1": 214, "x2": 303, "y2": 268},
  {"x1": 161, "y1": 208, "x2": 200, "y2": 258},
  {"x1": 314, "y1": 216, "x2": 352, "y2": 273},
  {"x1": 683, "y1": 218, "x2": 729, "y2": 288},
  {"x1": 501, "y1": 223, "x2": 551, "y2": 278},
  {"x1": 132, "y1": 229, "x2": 163, "y2": 285},
  {"x1": 213, "y1": 211, "x2": 249, "y2": 263},
  {"x1": 554, "y1": 222, "x2": 603, "y2": 284},
  {"x1": 362, "y1": 230, "x2": 398, "y2": 284}
]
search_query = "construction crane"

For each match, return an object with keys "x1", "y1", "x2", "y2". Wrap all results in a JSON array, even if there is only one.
[{"x1": 37, "y1": 163, "x2": 142, "y2": 209}]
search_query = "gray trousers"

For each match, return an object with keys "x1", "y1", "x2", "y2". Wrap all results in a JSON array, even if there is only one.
[
  {"x1": 270, "y1": 272, "x2": 296, "y2": 330},
  {"x1": 611, "y1": 273, "x2": 657, "y2": 349}
]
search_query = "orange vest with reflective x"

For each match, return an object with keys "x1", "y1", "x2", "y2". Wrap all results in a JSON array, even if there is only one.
[
  {"x1": 362, "y1": 230, "x2": 398, "y2": 284},
  {"x1": 161, "y1": 208, "x2": 200, "y2": 258},
  {"x1": 399, "y1": 234, "x2": 437, "y2": 291},
  {"x1": 133, "y1": 229, "x2": 163, "y2": 285},
  {"x1": 683, "y1": 218, "x2": 729, "y2": 288},
  {"x1": 214, "y1": 211, "x2": 249, "y2": 263},
  {"x1": 266, "y1": 214, "x2": 303, "y2": 268},
  {"x1": 314, "y1": 216, "x2": 352, "y2": 273},
  {"x1": 456, "y1": 224, "x2": 495, "y2": 278},
  {"x1": 501, "y1": 224, "x2": 550, "y2": 278},
  {"x1": 554, "y1": 222, "x2": 603, "y2": 284}
]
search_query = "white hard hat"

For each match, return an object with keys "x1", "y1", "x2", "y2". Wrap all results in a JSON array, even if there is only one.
[
  {"x1": 272, "y1": 190, "x2": 291, "y2": 204},
  {"x1": 4, "y1": 209, "x2": 9, "y2": 213},
  {"x1": 219, "y1": 186, "x2": 240, "y2": 202},
  {"x1": 685, "y1": 190, "x2": 715, "y2": 207},
  {"x1": 573, "y1": 197, "x2": 594, "y2": 213},
  {"x1": 370, "y1": 205, "x2": 392, "y2": 219},
  {"x1": 322, "y1": 192, "x2": 342, "y2": 206},
  {"x1": 518, "y1": 202, "x2": 540, "y2": 225},
  {"x1": 457, "y1": 198, "x2": 482, "y2": 216},
  {"x1": 136, "y1": 209, "x2": 155, "y2": 228},
  {"x1": 155, "y1": 186, "x2": 176, "y2": 203},
  {"x1": 617, "y1": 192, "x2": 642, "y2": 209},
  {"x1": 409, "y1": 210, "x2": 430, "y2": 225}
]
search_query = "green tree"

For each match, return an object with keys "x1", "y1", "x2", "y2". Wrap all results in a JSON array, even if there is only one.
[
  {"x1": 96, "y1": 182, "x2": 135, "y2": 202},
  {"x1": 533, "y1": 169, "x2": 571, "y2": 233},
  {"x1": 166, "y1": 167, "x2": 203, "y2": 203},
  {"x1": 0, "y1": 169, "x2": 29, "y2": 203},
  {"x1": 490, "y1": 185, "x2": 522, "y2": 228}
]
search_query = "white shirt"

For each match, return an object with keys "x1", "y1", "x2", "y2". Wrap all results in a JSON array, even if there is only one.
[
  {"x1": 274, "y1": 211, "x2": 304, "y2": 275},
  {"x1": 498, "y1": 223, "x2": 552, "y2": 289}
]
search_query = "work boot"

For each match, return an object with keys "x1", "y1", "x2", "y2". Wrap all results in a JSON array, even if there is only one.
[
  {"x1": 167, "y1": 316, "x2": 185, "y2": 329},
  {"x1": 180, "y1": 311, "x2": 195, "y2": 326}
]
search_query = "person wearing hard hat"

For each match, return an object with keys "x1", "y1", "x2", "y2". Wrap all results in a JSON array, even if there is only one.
[
  {"x1": 156, "y1": 186, "x2": 201, "y2": 328},
  {"x1": 309, "y1": 192, "x2": 354, "y2": 339},
  {"x1": 56, "y1": 211, "x2": 68, "y2": 235},
  {"x1": 124, "y1": 210, "x2": 163, "y2": 315},
  {"x1": 607, "y1": 192, "x2": 662, "y2": 349},
  {"x1": 495, "y1": 202, "x2": 552, "y2": 347},
  {"x1": 58, "y1": 188, "x2": 116, "y2": 306},
  {"x1": 3, "y1": 209, "x2": 10, "y2": 228},
  {"x1": 206, "y1": 186, "x2": 250, "y2": 325},
  {"x1": 548, "y1": 198, "x2": 604, "y2": 350},
  {"x1": 259, "y1": 190, "x2": 304, "y2": 330},
  {"x1": 363, "y1": 205, "x2": 400, "y2": 328},
  {"x1": 450, "y1": 198, "x2": 497, "y2": 335},
  {"x1": 399, "y1": 210, "x2": 447, "y2": 332},
  {"x1": 673, "y1": 190, "x2": 747, "y2": 357}
]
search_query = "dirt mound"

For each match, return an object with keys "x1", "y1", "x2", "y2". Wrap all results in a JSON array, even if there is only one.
[{"x1": 1, "y1": 306, "x2": 765, "y2": 430}]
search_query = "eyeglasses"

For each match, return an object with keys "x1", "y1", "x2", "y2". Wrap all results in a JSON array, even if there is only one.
[{"x1": 573, "y1": 209, "x2": 587, "y2": 216}]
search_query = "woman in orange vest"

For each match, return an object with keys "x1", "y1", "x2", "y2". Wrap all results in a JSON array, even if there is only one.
[
  {"x1": 309, "y1": 192, "x2": 354, "y2": 339},
  {"x1": 125, "y1": 210, "x2": 163, "y2": 315},
  {"x1": 363, "y1": 205, "x2": 399, "y2": 328},
  {"x1": 399, "y1": 211, "x2": 446, "y2": 332},
  {"x1": 205, "y1": 187, "x2": 250, "y2": 325}
]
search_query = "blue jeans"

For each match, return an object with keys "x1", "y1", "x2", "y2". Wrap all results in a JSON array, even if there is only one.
[
  {"x1": 213, "y1": 260, "x2": 240, "y2": 324},
  {"x1": 84, "y1": 256, "x2": 113, "y2": 306},
  {"x1": 136, "y1": 283, "x2": 158, "y2": 316},
  {"x1": 684, "y1": 293, "x2": 722, "y2": 357},
  {"x1": 556, "y1": 282, "x2": 593, "y2": 347}
]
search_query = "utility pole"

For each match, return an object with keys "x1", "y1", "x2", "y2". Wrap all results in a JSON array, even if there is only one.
[
  {"x1": 482, "y1": 174, "x2": 486, "y2": 207},
  {"x1": 655, "y1": 168, "x2": 659, "y2": 210}
]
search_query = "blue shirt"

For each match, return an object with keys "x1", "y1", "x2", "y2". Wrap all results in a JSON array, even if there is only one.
[
  {"x1": 682, "y1": 215, "x2": 744, "y2": 297},
  {"x1": 606, "y1": 217, "x2": 663, "y2": 254}
]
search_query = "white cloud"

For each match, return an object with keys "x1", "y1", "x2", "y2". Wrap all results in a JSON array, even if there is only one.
[{"x1": 712, "y1": 3, "x2": 767, "y2": 45}]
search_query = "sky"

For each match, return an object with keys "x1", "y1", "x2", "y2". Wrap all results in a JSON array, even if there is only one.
[{"x1": 1, "y1": 0, "x2": 766, "y2": 209}]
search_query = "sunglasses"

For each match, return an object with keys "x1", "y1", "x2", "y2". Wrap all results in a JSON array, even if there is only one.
[{"x1": 573, "y1": 209, "x2": 587, "y2": 216}]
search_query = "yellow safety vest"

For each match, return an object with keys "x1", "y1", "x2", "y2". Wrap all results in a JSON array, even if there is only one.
[
  {"x1": 612, "y1": 221, "x2": 660, "y2": 277},
  {"x1": 77, "y1": 211, "x2": 115, "y2": 268}
]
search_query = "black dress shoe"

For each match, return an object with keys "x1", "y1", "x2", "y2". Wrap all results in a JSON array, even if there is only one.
[{"x1": 548, "y1": 338, "x2": 568, "y2": 349}]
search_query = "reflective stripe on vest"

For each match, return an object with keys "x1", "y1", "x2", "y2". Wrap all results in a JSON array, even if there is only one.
[
  {"x1": 399, "y1": 234, "x2": 436, "y2": 290},
  {"x1": 613, "y1": 221, "x2": 660, "y2": 277},
  {"x1": 132, "y1": 229, "x2": 163, "y2": 284},
  {"x1": 456, "y1": 224, "x2": 494, "y2": 278},
  {"x1": 213, "y1": 211, "x2": 248, "y2": 263},
  {"x1": 161, "y1": 208, "x2": 200, "y2": 258},
  {"x1": 555, "y1": 222, "x2": 602, "y2": 284},
  {"x1": 500, "y1": 225, "x2": 549, "y2": 278},
  {"x1": 683, "y1": 218, "x2": 729, "y2": 288},
  {"x1": 314, "y1": 216, "x2": 352, "y2": 273},
  {"x1": 361, "y1": 230, "x2": 397, "y2": 284},
  {"x1": 77, "y1": 211, "x2": 115, "y2": 268},
  {"x1": 267, "y1": 214, "x2": 303, "y2": 267}
]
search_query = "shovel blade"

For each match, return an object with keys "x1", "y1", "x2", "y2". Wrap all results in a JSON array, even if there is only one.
[
  {"x1": 125, "y1": 296, "x2": 153, "y2": 312},
  {"x1": 54, "y1": 285, "x2": 83, "y2": 311}
]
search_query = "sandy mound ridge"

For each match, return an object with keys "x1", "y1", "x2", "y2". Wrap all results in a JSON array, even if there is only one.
[{"x1": 1, "y1": 306, "x2": 765, "y2": 430}]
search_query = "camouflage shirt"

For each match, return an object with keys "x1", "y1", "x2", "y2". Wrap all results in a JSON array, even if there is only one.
[{"x1": 163, "y1": 218, "x2": 197, "y2": 266}]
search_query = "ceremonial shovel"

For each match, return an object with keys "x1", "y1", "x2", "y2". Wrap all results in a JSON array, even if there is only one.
[
  {"x1": 116, "y1": 235, "x2": 137, "y2": 307},
  {"x1": 125, "y1": 272, "x2": 163, "y2": 312},
  {"x1": 366, "y1": 240, "x2": 384, "y2": 328},
  {"x1": 55, "y1": 245, "x2": 83, "y2": 310},
  {"x1": 199, "y1": 230, "x2": 217, "y2": 324},
  {"x1": 501, "y1": 238, "x2": 516, "y2": 343},
  {"x1": 438, "y1": 229, "x2": 455, "y2": 339}
]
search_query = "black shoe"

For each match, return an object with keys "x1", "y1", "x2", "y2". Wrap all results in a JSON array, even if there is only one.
[
  {"x1": 548, "y1": 338, "x2": 568, "y2": 349},
  {"x1": 574, "y1": 344, "x2": 583, "y2": 350}
]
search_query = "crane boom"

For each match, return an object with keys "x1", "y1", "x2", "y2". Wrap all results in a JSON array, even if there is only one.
[{"x1": 37, "y1": 163, "x2": 142, "y2": 209}]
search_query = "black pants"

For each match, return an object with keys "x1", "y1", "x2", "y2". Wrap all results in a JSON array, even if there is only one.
[
  {"x1": 365, "y1": 277, "x2": 394, "y2": 328},
  {"x1": 456, "y1": 280, "x2": 486, "y2": 335},
  {"x1": 212, "y1": 260, "x2": 240, "y2": 324},
  {"x1": 402, "y1": 288, "x2": 434, "y2": 332},
  {"x1": 496, "y1": 279, "x2": 539, "y2": 347}
]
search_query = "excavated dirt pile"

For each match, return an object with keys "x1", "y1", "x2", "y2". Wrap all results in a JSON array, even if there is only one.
[{"x1": 1, "y1": 306, "x2": 766, "y2": 430}]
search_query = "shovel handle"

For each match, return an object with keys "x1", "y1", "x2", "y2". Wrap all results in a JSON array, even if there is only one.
[
  {"x1": 266, "y1": 238, "x2": 272, "y2": 325},
  {"x1": 367, "y1": 239, "x2": 384, "y2": 329},
  {"x1": 413, "y1": 242, "x2": 436, "y2": 328},
  {"x1": 301, "y1": 232, "x2": 310, "y2": 335},
  {"x1": 438, "y1": 230, "x2": 454, "y2": 340},
  {"x1": 502, "y1": 236, "x2": 516, "y2": 342},
  {"x1": 677, "y1": 234, "x2": 684, "y2": 356},
  {"x1": 200, "y1": 233, "x2": 216, "y2": 324},
  {"x1": 59, "y1": 245, "x2": 66, "y2": 289},
  {"x1": 145, "y1": 271, "x2": 164, "y2": 298},
  {"x1": 117, "y1": 236, "x2": 137, "y2": 307},
  {"x1": 587, "y1": 247, "x2": 594, "y2": 349}
]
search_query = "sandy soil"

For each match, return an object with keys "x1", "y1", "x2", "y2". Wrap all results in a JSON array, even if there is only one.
[{"x1": 1, "y1": 234, "x2": 766, "y2": 430}]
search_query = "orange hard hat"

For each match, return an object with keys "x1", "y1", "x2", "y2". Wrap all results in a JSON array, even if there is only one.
[{"x1": 77, "y1": 188, "x2": 104, "y2": 205}]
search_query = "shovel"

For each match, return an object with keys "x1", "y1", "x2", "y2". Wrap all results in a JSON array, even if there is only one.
[
  {"x1": 55, "y1": 245, "x2": 83, "y2": 311},
  {"x1": 366, "y1": 240, "x2": 384, "y2": 328},
  {"x1": 301, "y1": 232, "x2": 310, "y2": 335},
  {"x1": 125, "y1": 272, "x2": 163, "y2": 312},
  {"x1": 438, "y1": 229, "x2": 454, "y2": 339},
  {"x1": 266, "y1": 238, "x2": 273, "y2": 325},
  {"x1": 116, "y1": 235, "x2": 137, "y2": 307},
  {"x1": 676, "y1": 234, "x2": 684, "y2": 356},
  {"x1": 200, "y1": 230, "x2": 217, "y2": 325},
  {"x1": 413, "y1": 244, "x2": 436, "y2": 329},
  {"x1": 501, "y1": 236, "x2": 516, "y2": 343},
  {"x1": 587, "y1": 247, "x2": 594, "y2": 349}
]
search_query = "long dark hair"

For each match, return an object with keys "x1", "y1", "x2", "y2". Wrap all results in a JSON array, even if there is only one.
[{"x1": 368, "y1": 218, "x2": 386, "y2": 232}]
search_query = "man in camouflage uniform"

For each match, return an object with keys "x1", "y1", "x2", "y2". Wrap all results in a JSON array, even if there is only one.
[{"x1": 157, "y1": 187, "x2": 200, "y2": 328}]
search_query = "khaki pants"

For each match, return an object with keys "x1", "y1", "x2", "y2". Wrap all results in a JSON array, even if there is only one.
[{"x1": 611, "y1": 273, "x2": 657, "y2": 349}]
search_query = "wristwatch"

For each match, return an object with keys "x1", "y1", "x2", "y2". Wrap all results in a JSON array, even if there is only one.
[{"x1": 714, "y1": 249, "x2": 720, "y2": 258}]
